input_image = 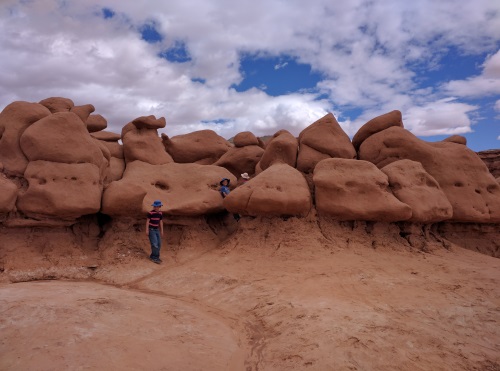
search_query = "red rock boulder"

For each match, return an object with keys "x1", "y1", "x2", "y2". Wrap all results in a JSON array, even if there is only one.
[
  {"x1": 256, "y1": 130, "x2": 298, "y2": 172},
  {"x1": 223, "y1": 163, "x2": 311, "y2": 217},
  {"x1": 313, "y1": 158, "x2": 412, "y2": 221},
  {"x1": 233, "y1": 131, "x2": 259, "y2": 147},
  {"x1": 359, "y1": 127, "x2": 500, "y2": 223},
  {"x1": 352, "y1": 110, "x2": 403, "y2": 151},
  {"x1": 380, "y1": 160, "x2": 453, "y2": 223},
  {"x1": 0, "y1": 175, "x2": 17, "y2": 213},
  {"x1": 214, "y1": 145, "x2": 264, "y2": 178},
  {"x1": 297, "y1": 113, "x2": 356, "y2": 173},
  {"x1": 161, "y1": 130, "x2": 231, "y2": 164}
]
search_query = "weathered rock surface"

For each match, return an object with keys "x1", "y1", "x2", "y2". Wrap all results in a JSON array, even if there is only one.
[
  {"x1": 102, "y1": 161, "x2": 236, "y2": 217},
  {"x1": 297, "y1": 113, "x2": 356, "y2": 173},
  {"x1": 380, "y1": 160, "x2": 453, "y2": 223},
  {"x1": 359, "y1": 127, "x2": 500, "y2": 223},
  {"x1": 233, "y1": 131, "x2": 259, "y2": 148},
  {"x1": 86, "y1": 114, "x2": 108, "y2": 133},
  {"x1": 478, "y1": 149, "x2": 500, "y2": 178},
  {"x1": 214, "y1": 145, "x2": 264, "y2": 177},
  {"x1": 0, "y1": 175, "x2": 17, "y2": 213},
  {"x1": 70, "y1": 104, "x2": 95, "y2": 123},
  {"x1": 223, "y1": 163, "x2": 311, "y2": 217},
  {"x1": 313, "y1": 158, "x2": 412, "y2": 221},
  {"x1": 122, "y1": 117, "x2": 172, "y2": 165},
  {"x1": 161, "y1": 130, "x2": 231, "y2": 164},
  {"x1": 443, "y1": 135, "x2": 467, "y2": 145},
  {"x1": 0, "y1": 101, "x2": 51, "y2": 176},
  {"x1": 352, "y1": 110, "x2": 403, "y2": 151},
  {"x1": 39, "y1": 97, "x2": 74, "y2": 113},
  {"x1": 20, "y1": 112, "x2": 105, "y2": 167},
  {"x1": 257, "y1": 130, "x2": 298, "y2": 172},
  {"x1": 17, "y1": 161, "x2": 102, "y2": 219},
  {"x1": 91, "y1": 131, "x2": 121, "y2": 142}
]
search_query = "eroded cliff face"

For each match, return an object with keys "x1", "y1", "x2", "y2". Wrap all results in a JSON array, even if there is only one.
[
  {"x1": 0, "y1": 98, "x2": 499, "y2": 273},
  {"x1": 478, "y1": 149, "x2": 500, "y2": 179}
]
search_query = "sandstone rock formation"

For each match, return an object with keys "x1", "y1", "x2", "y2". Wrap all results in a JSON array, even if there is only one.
[
  {"x1": 478, "y1": 149, "x2": 500, "y2": 178},
  {"x1": 214, "y1": 145, "x2": 264, "y2": 178},
  {"x1": 0, "y1": 101, "x2": 51, "y2": 176},
  {"x1": 233, "y1": 131, "x2": 259, "y2": 147},
  {"x1": 70, "y1": 104, "x2": 95, "y2": 123},
  {"x1": 0, "y1": 175, "x2": 17, "y2": 213},
  {"x1": 102, "y1": 161, "x2": 236, "y2": 217},
  {"x1": 39, "y1": 97, "x2": 74, "y2": 113},
  {"x1": 352, "y1": 110, "x2": 403, "y2": 151},
  {"x1": 359, "y1": 127, "x2": 500, "y2": 223},
  {"x1": 256, "y1": 130, "x2": 298, "y2": 173},
  {"x1": 86, "y1": 114, "x2": 108, "y2": 133},
  {"x1": 161, "y1": 130, "x2": 231, "y2": 164},
  {"x1": 297, "y1": 113, "x2": 356, "y2": 173},
  {"x1": 380, "y1": 160, "x2": 453, "y2": 223},
  {"x1": 443, "y1": 135, "x2": 467, "y2": 145},
  {"x1": 91, "y1": 131, "x2": 124, "y2": 183},
  {"x1": 122, "y1": 116, "x2": 173, "y2": 165},
  {"x1": 313, "y1": 158, "x2": 412, "y2": 221},
  {"x1": 223, "y1": 163, "x2": 311, "y2": 217}
]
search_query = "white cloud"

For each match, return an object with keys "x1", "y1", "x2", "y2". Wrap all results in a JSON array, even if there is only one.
[
  {"x1": 403, "y1": 98, "x2": 478, "y2": 136},
  {"x1": 0, "y1": 0, "x2": 499, "y2": 141},
  {"x1": 443, "y1": 50, "x2": 500, "y2": 97}
]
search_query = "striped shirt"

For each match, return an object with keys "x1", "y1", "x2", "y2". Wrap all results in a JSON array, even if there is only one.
[{"x1": 147, "y1": 210, "x2": 163, "y2": 228}]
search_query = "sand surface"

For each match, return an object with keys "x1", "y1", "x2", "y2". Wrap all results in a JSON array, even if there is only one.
[{"x1": 1, "y1": 222, "x2": 500, "y2": 371}]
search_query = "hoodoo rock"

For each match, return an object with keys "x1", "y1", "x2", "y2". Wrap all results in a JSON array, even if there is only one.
[
  {"x1": 297, "y1": 113, "x2": 356, "y2": 173},
  {"x1": 39, "y1": 97, "x2": 74, "y2": 113},
  {"x1": 443, "y1": 135, "x2": 467, "y2": 145},
  {"x1": 223, "y1": 163, "x2": 311, "y2": 217},
  {"x1": 352, "y1": 110, "x2": 403, "y2": 151},
  {"x1": 359, "y1": 127, "x2": 500, "y2": 223},
  {"x1": 91, "y1": 131, "x2": 124, "y2": 183},
  {"x1": 17, "y1": 161, "x2": 102, "y2": 219},
  {"x1": 122, "y1": 116, "x2": 173, "y2": 165},
  {"x1": 102, "y1": 161, "x2": 236, "y2": 217},
  {"x1": 214, "y1": 145, "x2": 264, "y2": 178},
  {"x1": 256, "y1": 130, "x2": 298, "y2": 173},
  {"x1": 0, "y1": 101, "x2": 51, "y2": 176},
  {"x1": 20, "y1": 112, "x2": 105, "y2": 168},
  {"x1": 0, "y1": 175, "x2": 17, "y2": 213},
  {"x1": 380, "y1": 160, "x2": 453, "y2": 223},
  {"x1": 233, "y1": 131, "x2": 259, "y2": 147},
  {"x1": 161, "y1": 130, "x2": 231, "y2": 164},
  {"x1": 86, "y1": 114, "x2": 108, "y2": 133},
  {"x1": 70, "y1": 104, "x2": 95, "y2": 123},
  {"x1": 313, "y1": 158, "x2": 412, "y2": 221}
]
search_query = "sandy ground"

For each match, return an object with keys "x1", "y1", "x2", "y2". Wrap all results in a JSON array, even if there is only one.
[{"x1": 1, "y1": 217, "x2": 500, "y2": 370}]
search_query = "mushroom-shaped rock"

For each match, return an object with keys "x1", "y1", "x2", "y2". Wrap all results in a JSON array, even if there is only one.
[
  {"x1": 352, "y1": 110, "x2": 403, "y2": 151},
  {"x1": 39, "y1": 97, "x2": 74, "y2": 113},
  {"x1": 20, "y1": 112, "x2": 105, "y2": 168},
  {"x1": 70, "y1": 104, "x2": 95, "y2": 123},
  {"x1": 256, "y1": 130, "x2": 298, "y2": 172},
  {"x1": 132, "y1": 115, "x2": 166, "y2": 130},
  {"x1": 17, "y1": 161, "x2": 102, "y2": 219},
  {"x1": 380, "y1": 160, "x2": 453, "y2": 223},
  {"x1": 223, "y1": 163, "x2": 311, "y2": 217},
  {"x1": 122, "y1": 118, "x2": 173, "y2": 165},
  {"x1": 0, "y1": 175, "x2": 18, "y2": 213},
  {"x1": 161, "y1": 130, "x2": 231, "y2": 164},
  {"x1": 297, "y1": 113, "x2": 356, "y2": 173},
  {"x1": 442, "y1": 135, "x2": 467, "y2": 145},
  {"x1": 313, "y1": 158, "x2": 412, "y2": 221},
  {"x1": 359, "y1": 127, "x2": 500, "y2": 223},
  {"x1": 214, "y1": 145, "x2": 264, "y2": 178},
  {"x1": 91, "y1": 131, "x2": 121, "y2": 142},
  {"x1": 86, "y1": 114, "x2": 108, "y2": 133},
  {"x1": 0, "y1": 101, "x2": 51, "y2": 176},
  {"x1": 233, "y1": 131, "x2": 259, "y2": 147},
  {"x1": 101, "y1": 161, "x2": 236, "y2": 217}
]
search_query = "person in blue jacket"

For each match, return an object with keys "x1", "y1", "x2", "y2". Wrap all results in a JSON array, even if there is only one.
[{"x1": 219, "y1": 178, "x2": 240, "y2": 221}]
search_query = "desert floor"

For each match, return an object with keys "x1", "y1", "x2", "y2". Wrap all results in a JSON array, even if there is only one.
[{"x1": 1, "y1": 218, "x2": 499, "y2": 370}]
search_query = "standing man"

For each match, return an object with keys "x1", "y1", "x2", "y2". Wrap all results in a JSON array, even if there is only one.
[{"x1": 146, "y1": 200, "x2": 163, "y2": 264}]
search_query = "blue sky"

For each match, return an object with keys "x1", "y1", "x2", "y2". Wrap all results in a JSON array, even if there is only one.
[{"x1": 0, "y1": 0, "x2": 499, "y2": 151}]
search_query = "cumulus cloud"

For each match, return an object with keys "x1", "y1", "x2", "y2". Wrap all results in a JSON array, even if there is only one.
[
  {"x1": 0, "y1": 0, "x2": 499, "y2": 140},
  {"x1": 443, "y1": 50, "x2": 500, "y2": 97}
]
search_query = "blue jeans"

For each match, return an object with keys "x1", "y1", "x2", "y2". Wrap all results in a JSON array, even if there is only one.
[{"x1": 148, "y1": 228, "x2": 161, "y2": 260}]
